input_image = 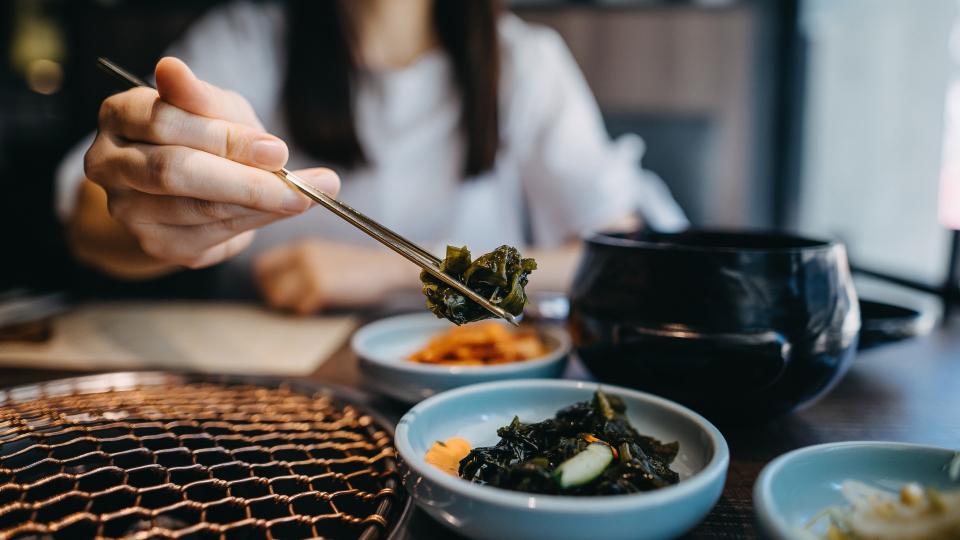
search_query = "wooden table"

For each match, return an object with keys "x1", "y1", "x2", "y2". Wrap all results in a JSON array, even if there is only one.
[{"x1": 3, "y1": 315, "x2": 959, "y2": 539}]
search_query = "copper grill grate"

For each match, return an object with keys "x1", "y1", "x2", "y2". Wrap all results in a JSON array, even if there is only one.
[{"x1": 0, "y1": 373, "x2": 403, "y2": 540}]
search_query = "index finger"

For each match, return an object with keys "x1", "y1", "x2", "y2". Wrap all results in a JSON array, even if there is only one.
[
  {"x1": 100, "y1": 89, "x2": 288, "y2": 171},
  {"x1": 114, "y1": 141, "x2": 308, "y2": 214}
]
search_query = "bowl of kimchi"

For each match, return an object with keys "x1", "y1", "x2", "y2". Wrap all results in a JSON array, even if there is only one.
[{"x1": 353, "y1": 312, "x2": 570, "y2": 403}]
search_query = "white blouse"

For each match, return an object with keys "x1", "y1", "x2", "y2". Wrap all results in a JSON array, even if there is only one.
[{"x1": 56, "y1": 1, "x2": 686, "y2": 283}]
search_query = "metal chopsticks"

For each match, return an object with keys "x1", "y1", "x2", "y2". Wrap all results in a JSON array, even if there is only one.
[{"x1": 96, "y1": 57, "x2": 519, "y2": 326}]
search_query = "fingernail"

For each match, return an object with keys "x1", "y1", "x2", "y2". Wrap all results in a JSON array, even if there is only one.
[{"x1": 251, "y1": 139, "x2": 287, "y2": 168}]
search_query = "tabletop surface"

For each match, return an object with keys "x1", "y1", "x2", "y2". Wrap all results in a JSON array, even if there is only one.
[{"x1": 2, "y1": 313, "x2": 959, "y2": 539}]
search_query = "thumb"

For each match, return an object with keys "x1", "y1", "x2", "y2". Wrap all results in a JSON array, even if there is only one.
[
  {"x1": 289, "y1": 167, "x2": 341, "y2": 199},
  {"x1": 155, "y1": 56, "x2": 260, "y2": 127}
]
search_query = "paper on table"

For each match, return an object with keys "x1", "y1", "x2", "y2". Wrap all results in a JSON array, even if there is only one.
[{"x1": 0, "y1": 301, "x2": 357, "y2": 376}]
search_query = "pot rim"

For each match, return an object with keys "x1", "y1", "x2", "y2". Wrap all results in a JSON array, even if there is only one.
[{"x1": 584, "y1": 229, "x2": 840, "y2": 254}]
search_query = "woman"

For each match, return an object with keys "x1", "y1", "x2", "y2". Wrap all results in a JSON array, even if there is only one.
[{"x1": 59, "y1": 0, "x2": 686, "y2": 313}]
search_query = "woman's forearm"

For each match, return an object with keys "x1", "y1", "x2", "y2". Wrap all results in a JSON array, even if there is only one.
[{"x1": 66, "y1": 179, "x2": 181, "y2": 280}]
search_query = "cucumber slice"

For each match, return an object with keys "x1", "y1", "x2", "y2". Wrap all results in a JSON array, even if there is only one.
[{"x1": 555, "y1": 443, "x2": 614, "y2": 488}]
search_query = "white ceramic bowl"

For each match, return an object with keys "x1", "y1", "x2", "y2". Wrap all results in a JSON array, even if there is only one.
[
  {"x1": 754, "y1": 441, "x2": 960, "y2": 539},
  {"x1": 353, "y1": 313, "x2": 569, "y2": 403},
  {"x1": 395, "y1": 379, "x2": 729, "y2": 540}
]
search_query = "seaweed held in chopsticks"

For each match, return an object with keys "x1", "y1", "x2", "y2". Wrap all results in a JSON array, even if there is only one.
[
  {"x1": 457, "y1": 390, "x2": 680, "y2": 496},
  {"x1": 420, "y1": 245, "x2": 537, "y2": 325}
]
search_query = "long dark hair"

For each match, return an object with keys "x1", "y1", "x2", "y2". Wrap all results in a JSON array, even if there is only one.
[{"x1": 283, "y1": 0, "x2": 502, "y2": 177}]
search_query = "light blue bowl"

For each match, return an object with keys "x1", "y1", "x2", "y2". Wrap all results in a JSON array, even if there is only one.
[
  {"x1": 353, "y1": 313, "x2": 569, "y2": 403},
  {"x1": 395, "y1": 379, "x2": 729, "y2": 540},
  {"x1": 754, "y1": 441, "x2": 960, "y2": 539}
]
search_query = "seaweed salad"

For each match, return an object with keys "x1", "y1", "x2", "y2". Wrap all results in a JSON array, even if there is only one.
[
  {"x1": 420, "y1": 245, "x2": 537, "y2": 325},
  {"x1": 457, "y1": 391, "x2": 680, "y2": 495}
]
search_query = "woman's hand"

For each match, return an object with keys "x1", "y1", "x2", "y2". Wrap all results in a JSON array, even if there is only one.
[
  {"x1": 82, "y1": 57, "x2": 339, "y2": 269},
  {"x1": 254, "y1": 240, "x2": 419, "y2": 314}
]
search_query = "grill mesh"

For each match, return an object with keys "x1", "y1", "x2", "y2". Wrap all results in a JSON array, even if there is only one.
[{"x1": 0, "y1": 373, "x2": 403, "y2": 540}]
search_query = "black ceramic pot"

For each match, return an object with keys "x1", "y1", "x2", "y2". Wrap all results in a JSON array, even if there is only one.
[{"x1": 568, "y1": 230, "x2": 861, "y2": 423}]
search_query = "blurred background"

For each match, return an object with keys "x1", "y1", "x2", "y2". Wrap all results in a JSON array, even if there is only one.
[{"x1": 1, "y1": 0, "x2": 957, "y2": 308}]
